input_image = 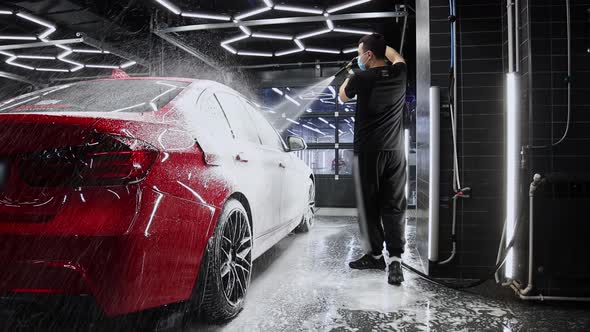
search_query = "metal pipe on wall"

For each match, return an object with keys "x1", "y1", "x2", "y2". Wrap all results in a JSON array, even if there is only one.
[
  {"x1": 514, "y1": 293, "x2": 590, "y2": 302},
  {"x1": 437, "y1": 0, "x2": 461, "y2": 266},
  {"x1": 399, "y1": 12, "x2": 408, "y2": 55},
  {"x1": 452, "y1": 0, "x2": 459, "y2": 192},
  {"x1": 550, "y1": 0, "x2": 571, "y2": 146},
  {"x1": 507, "y1": 0, "x2": 515, "y2": 73},
  {"x1": 236, "y1": 61, "x2": 348, "y2": 70},
  {"x1": 515, "y1": 0, "x2": 520, "y2": 72},
  {"x1": 524, "y1": 0, "x2": 571, "y2": 149},
  {"x1": 511, "y1": 279, "x2": 590, "y2": 302},
  {"x1": 517, "y1": 174, "x2": 542, "y2": 295},
  {"x1": 428, "y1": 86, "x2": 441, "y2": 262}
]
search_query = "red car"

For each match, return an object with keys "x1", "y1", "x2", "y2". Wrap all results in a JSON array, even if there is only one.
[{"x1": 0, "y1": 77, "x2": 315, "y2": 321}]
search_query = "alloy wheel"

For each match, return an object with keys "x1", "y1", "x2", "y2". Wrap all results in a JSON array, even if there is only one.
[
  {"x1": 304, "y1": 182, "x2": 315, "y2": 227},
  {"x1": 220, "y1": 209, "x2": 252, "y2": 307}
]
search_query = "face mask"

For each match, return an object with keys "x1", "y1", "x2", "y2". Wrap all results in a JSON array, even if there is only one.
[{"x1": 357, "y1": 52, "x2": 369, "y2": 71}]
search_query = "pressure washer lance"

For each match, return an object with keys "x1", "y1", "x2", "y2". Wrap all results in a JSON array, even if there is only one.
[
  {"x1": 352, "y1": 155, "x2": 372, "y2": 254},
  {"x1": 332, "y1": 56, "x2": 358, "y2": 78}
]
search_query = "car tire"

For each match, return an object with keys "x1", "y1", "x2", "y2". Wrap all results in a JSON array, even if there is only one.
[
  {"x1": 199, "y1": 198, "x2": 253, "y2": 322},
  {"x1": 295, "y1": 178, "x2": 315, "y2": 233}
]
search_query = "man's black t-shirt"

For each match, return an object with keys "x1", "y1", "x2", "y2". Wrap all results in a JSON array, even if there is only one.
[{"x1": 344, "y1": 62, "x2": 407, "y2": 153}]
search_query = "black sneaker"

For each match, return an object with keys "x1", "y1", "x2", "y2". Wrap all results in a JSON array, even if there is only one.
[
  {"x1": 388, "y1": 261, "x2": 404, "y2": 285},
  {"x1": 349, "y1": 254, "x2": 386, "y2": 270}
]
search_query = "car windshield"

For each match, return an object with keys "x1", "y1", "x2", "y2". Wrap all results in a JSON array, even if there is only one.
[{"x1": 0, "y1": 79, "x2": 189, "y2": 113}]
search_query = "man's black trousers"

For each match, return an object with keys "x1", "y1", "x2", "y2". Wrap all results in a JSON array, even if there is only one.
[{"x1": 356, "y1": 150, "x2": 407, "y2": 257}]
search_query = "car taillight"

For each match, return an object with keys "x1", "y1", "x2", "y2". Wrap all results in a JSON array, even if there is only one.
[{"x1": 20, "y1": 133, "x2": 159, "y2": 187}]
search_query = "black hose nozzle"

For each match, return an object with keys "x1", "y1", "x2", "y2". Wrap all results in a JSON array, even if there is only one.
[{"x1": 332, "y1": 56, "x2": 358, "y2": 77}]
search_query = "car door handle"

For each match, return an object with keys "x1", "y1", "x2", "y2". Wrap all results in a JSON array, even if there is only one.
[
  {"x1": 278, "y1": 162, "x2": 286, "y2": 169},
  {"x1": 235, "y1": 153, "x2": 248, "y2": 163}
]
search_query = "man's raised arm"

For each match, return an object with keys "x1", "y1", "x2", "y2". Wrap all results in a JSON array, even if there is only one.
[{"x1": 385, "y1": 46, "x2": 405, "y2": 65}]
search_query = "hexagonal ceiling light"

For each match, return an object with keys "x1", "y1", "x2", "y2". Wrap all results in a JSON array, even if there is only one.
[
  {"x1": 154, "y1": 0, "x2": 374, "y2": 57},
  {"x1": 0, "y1": 9, "x2": 56, "y2": 41},
  {"x1": 0, "y1": 9, "x2": 137, "y2": 72}
]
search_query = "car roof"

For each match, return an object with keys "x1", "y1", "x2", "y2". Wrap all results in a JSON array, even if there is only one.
[
  {"x1": 87, "y1": 76, "x2": 197, "y2": 83},
  {"x1": 65, "y1": 77, "x2": 251, "y2": 104},
  {"x1": 81, "y1": 77, "x2": 235, "y2": 92}
]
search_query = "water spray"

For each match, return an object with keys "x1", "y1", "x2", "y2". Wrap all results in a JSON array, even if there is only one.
[{"x1": 271, "y1": 57, "x2": 357, "y2": 132}]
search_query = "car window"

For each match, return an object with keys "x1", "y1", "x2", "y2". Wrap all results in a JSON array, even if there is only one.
[
  {"x1": 182, "y1": 92, "x2": 235, "y2": 159},
  {"x1": 241, "y1": 98, "x2": 285, "y2": 151},
  {"x1": 0, "y1": 80, "x2": 188, "y2": 113},
  {"x1": 194, "y1": 94, "x2": 234, "y2": 143},
  {"x1": 215, "y1": 92, "x2": 260, "y2": 145}
]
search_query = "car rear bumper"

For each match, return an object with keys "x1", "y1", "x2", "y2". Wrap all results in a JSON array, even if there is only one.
[{"x1": 0, "y1": 188, "x2": 217, "y2": 316}]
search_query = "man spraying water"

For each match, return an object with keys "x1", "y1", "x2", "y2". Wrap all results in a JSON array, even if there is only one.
[{"x1": 338, "y1": 33, "x2": 407, "y2": 285}]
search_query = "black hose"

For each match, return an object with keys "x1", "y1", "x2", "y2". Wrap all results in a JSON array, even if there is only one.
[
  {"x1": 401, "y1": 213, "x2": 522, "y2": 290},
  {"x1": 525, "y1": 0, "x2": 572, "y2": 150},
  {"x1": 402, "y1": 238, "x2": 509, "y2": 289}
]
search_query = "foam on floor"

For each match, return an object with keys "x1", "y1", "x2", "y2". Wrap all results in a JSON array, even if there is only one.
[{"x1": 188, "y1": 216, "x2": 590, "y2": 331}]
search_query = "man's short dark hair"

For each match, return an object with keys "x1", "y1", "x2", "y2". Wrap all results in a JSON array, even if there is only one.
[{"x1": 359, "y1": 33, "x2": 386, "y2": 59}]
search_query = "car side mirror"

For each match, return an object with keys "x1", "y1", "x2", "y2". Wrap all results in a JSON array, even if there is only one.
[{"x1": 287, "y1": 136, "x2": 307, "y2": 151}]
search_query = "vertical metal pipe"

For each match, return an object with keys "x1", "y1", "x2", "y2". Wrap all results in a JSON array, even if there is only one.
[
  {"x1": 400, "y1": 14, "x2": 408, "y2": 55},
  {"x1": 452, "y1": 0, "x2": 459, "y2": 191},
  {"x1": 515, "y1": 0, "x2": 520, "y2": 72},
  {"x1": 528, "y1": 180, "x2": 535, "y2": 290},
  {"x1": 353, "y1": 156, "x2": 372, "y2": 253},
  {"x1": 520, "y1": 174, "x2": 541, "y2": 295},
  {"x1": 428, "y1": 86, "x2": 441, "y2": 262},
  {"x1": 507, "y1": 0, "x2": 515, "y2": 72},
  {"x1": 527, "y1": 0, "x2": 533, "y2": 148},
  {"x1": 511, "y1": 174, "x2": 541, "y2": 294}
]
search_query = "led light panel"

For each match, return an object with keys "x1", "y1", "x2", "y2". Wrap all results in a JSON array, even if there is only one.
[
  {"x1": 235, "y1": 7, "x2": 271, "y2": 20},
  {"x1": 306, "y1": 47, "x2": 341, "y2": 54},
  {"x1": 275, "y1": 48, "x2": 303, "y2": 56},
  {"x1": 273, "y1": 5, "x2": 324, "y2": 15},
  {"x1": 0, "y1": 10, "x2": 140, "y2": 74},
  {"x1": 154, "y1": 0, "x2": 379, "y2": 57},
  {"x1": 181, "y1": 12, "x2": 230, "y2": 21}
]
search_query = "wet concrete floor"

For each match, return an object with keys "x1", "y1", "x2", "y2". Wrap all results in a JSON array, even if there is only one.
[{"x1": 2, "y1": 216, "x2": 590, "y2": 331}]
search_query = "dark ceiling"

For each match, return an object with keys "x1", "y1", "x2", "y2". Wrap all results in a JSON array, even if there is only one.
[{"x1": 0, "y1": 0, "x2": 415, "y2": 84}]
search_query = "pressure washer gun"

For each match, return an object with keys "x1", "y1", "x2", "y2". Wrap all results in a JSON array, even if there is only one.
[{"x1": 332, "y1": 55, "x2": 359, "y2": 78}]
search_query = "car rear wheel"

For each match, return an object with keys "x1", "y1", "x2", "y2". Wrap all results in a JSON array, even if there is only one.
[
  {"x1": 200, "y1": 199, "x2": 252, "y2": 321},
  {"x1": 295, "y1": 179, "x2": 315, "y2": 233}
]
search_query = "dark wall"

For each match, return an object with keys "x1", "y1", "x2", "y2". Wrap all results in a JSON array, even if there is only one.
[
  {"x1": 417, "y1": 0, "x2": 507, "y2": 278},
  {"x1": 440, "y1": 0, "x2": 506, "y2": 278},
  {"x1": 526, "y1": 0, "x2": 590, "y2": 174},
  {"x1": 418, "y1": 0, "x2": 590, "y2": 279},
  {"x1": 512, "y1": 0, "x2": 590, "y2": 290},
  {"x1": 315, "y1": 177, "x2": 356, "y2": 208}
]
